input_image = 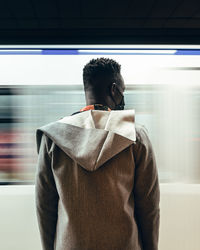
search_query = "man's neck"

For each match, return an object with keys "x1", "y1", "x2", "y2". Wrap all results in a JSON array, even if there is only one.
[{"x1": 80, "y1": 104, "x2": 111, "y2": 112}]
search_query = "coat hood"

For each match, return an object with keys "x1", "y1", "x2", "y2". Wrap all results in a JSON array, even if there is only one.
[{"x1": 36, "y1": 110, "x2": 136, "y2": 172}]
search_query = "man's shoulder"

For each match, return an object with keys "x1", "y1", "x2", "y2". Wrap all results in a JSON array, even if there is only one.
[
  {"x1": 135, "y1": 123, "x2": 149, "y2": 135},
  {"x1": 135, "y1": 123, "x2": 152, "y2": 147},
  {"x1": 132, "y1": 124, "x2": 156, "y2": 166}
]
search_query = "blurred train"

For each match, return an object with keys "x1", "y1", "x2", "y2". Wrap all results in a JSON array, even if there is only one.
[
  {"x1": 0, "y1": 46, "x2": 200, "y2": 184},
  {"x1": 0, "y1": 46, "x2": 200, "y2": 250}
]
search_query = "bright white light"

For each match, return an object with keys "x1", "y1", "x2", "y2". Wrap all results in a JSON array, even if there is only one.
[
  {"x1": 0, "y1": 50, "x2": 42, "y2": 53},
  {"x1": 0, "y1": 54, "x2": 200, "y2": 86},
  {"x1": 78, "y1": 50, "x2": 177, "y2": 54}
]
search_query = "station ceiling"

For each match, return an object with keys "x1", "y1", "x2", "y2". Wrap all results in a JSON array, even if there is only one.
[{"x1": 0, "y1": 0, "x2": 200, "y2": 44}]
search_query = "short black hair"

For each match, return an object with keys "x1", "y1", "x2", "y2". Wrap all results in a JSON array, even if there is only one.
[{"x1": 83, "y1": 57, "x2": 121, "y2": 90}]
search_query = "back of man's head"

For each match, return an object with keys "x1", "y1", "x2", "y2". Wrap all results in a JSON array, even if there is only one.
[{"x1": 83, "y1": 58, "x2": 121, "y2": 93}]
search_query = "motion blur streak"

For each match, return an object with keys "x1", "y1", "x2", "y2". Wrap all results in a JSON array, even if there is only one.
[{"x1": 0, "y1": 84, "x2": 200, "y2": 184}]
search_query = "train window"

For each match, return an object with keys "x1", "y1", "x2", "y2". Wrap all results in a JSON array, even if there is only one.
[{"x1": 0, "y1": 45, "x2": 200, "y2": 184}]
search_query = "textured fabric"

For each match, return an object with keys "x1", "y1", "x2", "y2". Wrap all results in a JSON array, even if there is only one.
[{"x1": 35, "y1": 109, "x2": 160, "y2": 250}]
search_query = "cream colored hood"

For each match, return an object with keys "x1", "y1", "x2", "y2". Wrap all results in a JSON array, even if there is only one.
[{"x1": 36, "y1": 110, "x2": 136, "y2": 172}]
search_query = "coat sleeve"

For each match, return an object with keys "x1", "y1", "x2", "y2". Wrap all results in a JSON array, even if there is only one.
[
  {"x1": 35, "y1": 131, "x2": 59, "y2": 250},
  {"x1": 133, "y1": 126, "x2": 160, "y2": 250}
]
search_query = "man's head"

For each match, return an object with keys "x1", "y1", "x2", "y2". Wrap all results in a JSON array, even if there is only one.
[{"x1": 83, "y1": 57, "x2": 125, "y2": 110}]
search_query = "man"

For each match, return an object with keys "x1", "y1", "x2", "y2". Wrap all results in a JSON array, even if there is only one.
[{"x1": 35, "y1": 57, "x2": 160, "y2": 250}]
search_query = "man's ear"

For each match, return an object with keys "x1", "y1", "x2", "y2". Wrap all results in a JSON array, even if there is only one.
[{"x1": 110, "y1": 83, "x2": 116, "y2": 97}]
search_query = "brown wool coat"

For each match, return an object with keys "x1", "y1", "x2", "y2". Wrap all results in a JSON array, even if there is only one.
[{"x1": 35, "y1": 109, "x2": 160, "y2": 250}]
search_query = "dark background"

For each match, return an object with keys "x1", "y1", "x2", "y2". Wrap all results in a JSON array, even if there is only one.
[{"x1": 1, "y1": 0, "x2": 200, "y2": 44}]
